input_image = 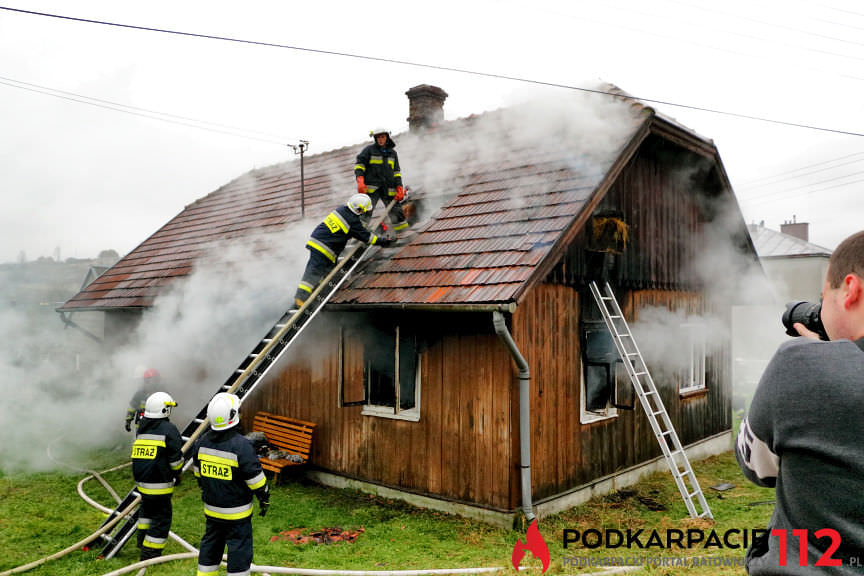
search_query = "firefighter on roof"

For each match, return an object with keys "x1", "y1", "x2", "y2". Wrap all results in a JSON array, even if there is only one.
[
  {"x1": 131, "y1": 391, "x2": 184, "y2": 562},
  {"x1": 292, "y1": 194, "x2": 392, "y2": 308},
  {"x1": 355, "y1": 128, "x2": 410, "y2": 233},
  {"x1": 192, "y1": 392, "x2": 270, "y2": 576}
]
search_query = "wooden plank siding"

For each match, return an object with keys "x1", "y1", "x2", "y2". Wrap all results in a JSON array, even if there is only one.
[
  {"x1": 511, "y1": 284, "x2": 731, "y2": 503},
  {"x1": 548, "y1": 134, "x2": 720, "y2": 292},
  {"x1": 242, "y1": 312, "x2": 518, "y2": 511},
  {"x1": 240, "y1": 134, "x2": 735, "y2": 513}
]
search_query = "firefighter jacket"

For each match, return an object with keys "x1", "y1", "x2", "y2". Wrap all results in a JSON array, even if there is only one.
[
  {"x1": 354, "y1": 141, "x2": 402, "y2": 195},
  {"x1": 131, "y1": 418, "x2": 184, "y2": 496},
  {"x1": 192, "y1": 428, "x2": 267, "y2": 521},
  {"x1": 306, "y1": 205, "x2": 381, "y2": 264}
]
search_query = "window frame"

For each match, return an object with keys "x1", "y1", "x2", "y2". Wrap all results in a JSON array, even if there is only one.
[
  {"x1": 678, "y1": 321, "x2": 708, "y2": 395},
  {"x1": 359, "y1": 324, "x2": 422, "y2": 422},
  {"x1": 579, "y1": 324, "x2": 623, "y2": 424}
]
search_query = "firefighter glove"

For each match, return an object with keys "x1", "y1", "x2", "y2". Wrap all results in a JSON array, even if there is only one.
[
  {"x1": 257, "y1": 484, "x2": 271, "y2": 517},
  {"x1": 173, "y1": 472, "x2": 182, "y2": 487},
  {"x1": 356, "y1": 176, "x2": 367, "y2": 194},
  {"x1": 124, "y1": 417, "x2": 132, "y2": 432},
  {"x1": 376, "y1": 236, "x2": 393, "y2": 247},
  {"x1": 395, "y1": 186, "x2": 406, "y2": 202}
]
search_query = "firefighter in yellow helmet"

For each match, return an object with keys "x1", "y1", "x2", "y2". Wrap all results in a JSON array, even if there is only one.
[
  {"x1": 293, "y1": 194, "x2": 392, "y2": 308},
  {"x1": 131, "y1": 392, "x2": 183, "y2": 561},
  {"x1": 354, "y1": 128, "x2": 411, "y2": 234},
  {"x1": 192, "y1": 393, "x2": 270, "y2": 576}
]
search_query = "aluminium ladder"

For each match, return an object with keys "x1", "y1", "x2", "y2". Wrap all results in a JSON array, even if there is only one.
[
  {"x1": 97, "y1": 201, "x2": 397, "y2": 559},
  {"x1": 589, "y1": 281, "x2": 713, "y2": 519}
]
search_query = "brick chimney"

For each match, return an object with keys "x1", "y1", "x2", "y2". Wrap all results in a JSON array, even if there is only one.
[
  {"x1": 405, "y1": 84, "x2": 448, "y2": 133},
  {"x1": 780, "y1": 217, "x2": 809, "y2": 242}
]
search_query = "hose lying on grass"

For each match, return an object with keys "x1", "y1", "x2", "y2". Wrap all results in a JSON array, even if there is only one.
[{"x1": 5, "y1": 443, "x2": 508, "y2": 576}]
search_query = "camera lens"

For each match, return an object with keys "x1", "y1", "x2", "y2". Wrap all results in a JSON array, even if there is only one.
[{"x1": 781, "y1": 301, "x2": 828, "y2": 340}]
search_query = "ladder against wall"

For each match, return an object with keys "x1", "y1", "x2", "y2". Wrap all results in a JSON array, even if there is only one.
[
  {"x1": 589, "y1": 281, "x2": 713, "y2": 519},
  {"x1": 97, "y1": 202, "x2": 397, "y2": 559}
]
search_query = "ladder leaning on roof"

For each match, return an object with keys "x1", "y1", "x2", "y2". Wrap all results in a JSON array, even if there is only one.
[
  {"x1": 588, "y1": 281, "x2": 713, "y2": 519},
  {"x1": 97, "y1": 200, "x2": 397, "y2": 559}
]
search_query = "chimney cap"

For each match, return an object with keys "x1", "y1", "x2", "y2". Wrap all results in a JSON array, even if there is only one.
[{"x1": 405, "y1": 84, "x2": 449, "y2": 99}]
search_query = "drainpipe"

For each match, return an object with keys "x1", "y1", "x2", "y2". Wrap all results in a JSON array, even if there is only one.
[{"x1": 492, "y1": 310, "x2": 535, "y2": 522}]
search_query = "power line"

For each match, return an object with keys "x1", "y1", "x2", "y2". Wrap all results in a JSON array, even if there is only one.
[
  {"x1": 735, "y1": 152, "x2": 864, "y2": 190},
  {"x1": 2, "y1": 5, "x2": 864, "y2": 139},
  {"x1": 0, "y1": 75, "x2": 299, "y2": 145},
  {"x1": 601, "y1": 0, "x2": 864, "y2": 66},
  {"x1": 741, "y1": 170, "x2": 864, "y2": 204},
  {"x1": 743, "y1": 175, "x2": 864, "y2": 206},
  {"x1": 665, "y1": 0, "x2": 864, "y2": 49}
]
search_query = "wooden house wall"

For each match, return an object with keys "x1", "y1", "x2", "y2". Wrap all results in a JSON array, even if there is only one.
[
  {"x1": 513, "y1": 283, "x2": 731, "y2": 502},
  {"x1": 241, "y1": 134, "x2": 735, "y2": 512},
  {"x1": 549, "y1": 134, "x2": 724, "y2": 291},
  {"x1": 242, "y1": 312, "x2": 519, "y2": 511}
]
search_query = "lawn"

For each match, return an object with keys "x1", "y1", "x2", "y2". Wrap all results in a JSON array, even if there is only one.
[{"x1": 0, "y1": 444, "x2": 775, "y2": 576}]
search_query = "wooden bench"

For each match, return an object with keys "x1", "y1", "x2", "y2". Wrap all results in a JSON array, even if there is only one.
[{"x1": 251, "y1": 411, "x2": 316, "y2": 481}]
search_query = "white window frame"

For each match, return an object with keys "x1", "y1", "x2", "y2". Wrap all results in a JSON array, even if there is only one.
[
  {"x1": 361, "y1": 325, "x2": 421, "y2": 422},
  {"x1": 579, "y1": 361, "x2": 622, "y2": 424},
  {"x1": 678, "y1": 322, "x2": 707, "y2": 394}
]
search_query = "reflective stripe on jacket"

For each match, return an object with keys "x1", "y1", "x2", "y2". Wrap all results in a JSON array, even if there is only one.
[
  {"x1": 307, "y1": 205, "x2": 377, "y2": 260},
  {"x1": 192, "y1": 428, "x2": 267, "y2": 521},
  {"x1": 132, "y1": 418, "x2": 184, "y2": 495},
  {"x1": 354, "y1": 143, "x2": 402, "y2": 193}
]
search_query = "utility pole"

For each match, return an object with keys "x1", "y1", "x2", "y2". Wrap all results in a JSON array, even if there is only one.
[{"x1": 289, "y1": 141, "x2": 310, "y2": 218}]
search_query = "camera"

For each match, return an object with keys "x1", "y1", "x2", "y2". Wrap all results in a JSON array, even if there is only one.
[{"x1": 782, "y1": 300, "x2": 829, "y2": 341}]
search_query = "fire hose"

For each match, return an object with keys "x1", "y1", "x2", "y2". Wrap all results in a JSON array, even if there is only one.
[{"x1": 3, "y1": 451, "x2": 508, "y2": 576}]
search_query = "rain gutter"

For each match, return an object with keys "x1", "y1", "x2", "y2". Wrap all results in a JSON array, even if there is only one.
[
  {"x1": 326, "y1": 302, "x2": 517, "y2": 313},
  {"x1": 491, "y1": 310, "x2": 535, "y2": 522}
]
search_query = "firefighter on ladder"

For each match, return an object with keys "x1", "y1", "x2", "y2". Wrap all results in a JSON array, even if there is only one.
[
  {"x1": 192, "y1": 392, "x2": 270, "y2": 576},
  {"x1": 130, "y1": 391, "x2": 184, "y2": 562},
  {"x1": 355, "y1": 128, "x2": 410, "y2": 235},
  {"x1": 292, "y1": 193, "x2": 392, "y2": 308}
]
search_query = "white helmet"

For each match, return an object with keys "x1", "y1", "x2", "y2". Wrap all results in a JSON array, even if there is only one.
[
  {"x1": 347, "y1": 193, "x2": 373, "y2": 215},
  {"x1": 208, "y1": 392, "x2": 241, "y2": 430},
  {"x1": 370, "y1": 127, "x2": 389, "y2": 137},
  {"x1": 143, "y1": 392, "x2": 177, "y2": 419}
]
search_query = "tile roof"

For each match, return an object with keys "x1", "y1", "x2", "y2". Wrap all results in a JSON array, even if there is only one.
[
  {"x1": 747, "y1": 223, "x2": 832, "y2": 259},
  {"x1": 60, "y1": 88, "x2": 710, "y2": 312}
]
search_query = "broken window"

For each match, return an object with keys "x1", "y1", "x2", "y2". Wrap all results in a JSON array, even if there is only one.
[
  {"x1": 340, "y1": 321, "x2": 420, "y2": 420},
  {"x1": 580, "y1": 322, "x2": 623, "y2": 422}
]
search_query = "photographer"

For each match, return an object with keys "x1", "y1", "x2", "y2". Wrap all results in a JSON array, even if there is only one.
[{"x1": 736, "y1": 230, "x2": 864, "y2": 574}]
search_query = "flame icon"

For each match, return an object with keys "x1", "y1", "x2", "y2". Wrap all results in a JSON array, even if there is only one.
[{"x1": 511, "y1": 519, "x2": 550, "y2": 573}]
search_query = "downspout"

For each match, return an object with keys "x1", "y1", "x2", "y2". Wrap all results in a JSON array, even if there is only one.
[{"x1": 492, "y1": 310, "x2": 535, "y2": 522}]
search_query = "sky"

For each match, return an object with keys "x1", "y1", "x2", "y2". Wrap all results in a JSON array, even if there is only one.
[{"x1": 2, "y1": 0, "x2": 864, "y2": 265}]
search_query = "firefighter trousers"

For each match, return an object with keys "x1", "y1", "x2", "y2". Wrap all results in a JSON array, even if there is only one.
[
  {"x1": 365, "y1": 190, "x2": 409, "y2": 232},
  {"x1": 197, "y1": 516, "x2": 253, "y2": 576},
  {"x1": 293, "y1": 247, "x2": 335, "y2": 307},
  {"x1": 137, "y1": 493, "x2": 172, "y2": 560}
]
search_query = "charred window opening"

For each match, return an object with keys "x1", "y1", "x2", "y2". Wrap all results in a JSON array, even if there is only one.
[
  {"x1": 582, "y1": 323, "x2": 621, "y2": 413},
  {"x1": 340, "y1": 316, "x2": 421, "y2": 419},
  {"x1": 365, "y1": 325, "x2": 418, "y2": 411}
]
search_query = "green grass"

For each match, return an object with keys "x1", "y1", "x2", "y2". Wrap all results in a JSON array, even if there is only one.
[{"x1": 0, "y1": 446, "x2": 775, "y2": 576}]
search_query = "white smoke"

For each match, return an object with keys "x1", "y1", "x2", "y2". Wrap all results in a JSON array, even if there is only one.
[
  {"x1": 397, "y1": 83, "x2": 637, "y2": 223},
  {"x1": 0, "y1": 206, "x2": 317, "y2": 473}
]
